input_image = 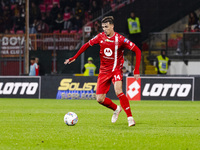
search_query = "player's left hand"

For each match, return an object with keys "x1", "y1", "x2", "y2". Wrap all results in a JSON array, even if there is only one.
[
  {"x1": 134, "y1": 74, "x2": 140, "y2": 80},
  {"x1": 64, "y1": 59, "x2": 75, "y2": 65}
]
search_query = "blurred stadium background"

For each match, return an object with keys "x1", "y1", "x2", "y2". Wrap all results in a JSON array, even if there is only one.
[
  {"x1": 0, "y1": 0, "x2": 200, "y2": 100},
  {"x1": 1, "y1": 1, "x2": 200, "y2": 150}
]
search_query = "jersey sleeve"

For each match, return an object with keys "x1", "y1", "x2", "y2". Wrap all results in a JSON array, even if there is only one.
[
  {"x1": 121, "y1": 36, "x2": 141, "y2": 75},
  {"x1": 89, "y1": 34, "x2": 100, "y2": 46},
  {"x1": 122, "y1": 37, "x2": 136, "y2": 50}
]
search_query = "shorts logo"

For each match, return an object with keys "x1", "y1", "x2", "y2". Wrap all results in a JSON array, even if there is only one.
[{"x1": 104, "y1": 48, "x2": 112, "y2": 56}]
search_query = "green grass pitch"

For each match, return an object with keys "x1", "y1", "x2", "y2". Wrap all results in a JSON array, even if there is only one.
[{"x1": 0, "y1": 98, "x2": 200, "y2": 150}]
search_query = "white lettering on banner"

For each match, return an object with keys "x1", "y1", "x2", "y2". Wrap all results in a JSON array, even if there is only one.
[
  {"x1": 0, "y1": 82, "x2": 38, "y2": 95},
  {"x1": 142, "y1": 83, "x2": 191, "y2": 97},
  {"x1": 10, "y1": 37, "x2": 18, "y2": 46},
  {"x1": 170, "y1": 84, "x2": 181, "y2": 96},
  {"x1": 151, "y1": 84, "x2": 163, "y2": 96},
  {"x1": 177, "y1": 84, "x2": 191, "y2": 97},
  {"x1": 1, "y1": 36, "x2": 32, "y2": 52},
  {"x1": 127, "y1": 81, "x2": 140, "y2": 98}
]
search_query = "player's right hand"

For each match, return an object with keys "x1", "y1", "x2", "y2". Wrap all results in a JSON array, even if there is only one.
[
  {"x1": 134, "y1": 74, "x2": 140, "y2": 80},
  {"x1": 64, "y1": 59, "x2": 75, "y2": 65}
]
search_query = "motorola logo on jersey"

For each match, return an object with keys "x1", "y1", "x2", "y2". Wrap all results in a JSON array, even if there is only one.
[{"x1": 104, "y1": 48, "x2": 112, "y2": 56}]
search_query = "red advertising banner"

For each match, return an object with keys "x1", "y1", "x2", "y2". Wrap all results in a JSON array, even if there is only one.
[{"x1": 126, "y1": 77, "x2": 141, "y2": 101}]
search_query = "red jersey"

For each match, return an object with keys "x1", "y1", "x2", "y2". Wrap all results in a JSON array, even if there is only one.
[
  {"x1": 89, "y1": 32, "x2": 136, "y2": 73},
  {"x1": 69, "y1": 32, "x2": 141, "y2": 74}
]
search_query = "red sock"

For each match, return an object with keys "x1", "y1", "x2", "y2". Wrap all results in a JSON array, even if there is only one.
[
  {"x1": 99, "y1": 97, "x2": 117, "y2": 111},
  {"x1": 117, "y1": 93, "x2": 132, "y2": 117}
]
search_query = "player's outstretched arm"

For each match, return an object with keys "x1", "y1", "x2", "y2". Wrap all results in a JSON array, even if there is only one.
[
  {"x1": 64, "y1": 42, "x2": 90, "y2": 65},
  {"x1": 64, "y1": 59, "x2": 75, "y2": 65},
  {"x1": 131, "y1": 45, "x2": 141, "y2": 80}
]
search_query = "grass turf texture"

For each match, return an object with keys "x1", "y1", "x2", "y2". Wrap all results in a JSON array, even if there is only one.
[{"x1": 0, "y1": 99, "x2": 200, "y2": 150}]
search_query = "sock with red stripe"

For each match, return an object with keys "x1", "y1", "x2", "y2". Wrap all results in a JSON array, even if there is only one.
[
  {"x1": 99, "y1": 97, "x2": 117, "y2": 111},
  {"x1": 117, "y1": 93, "x2": 132, "y2": 117}
]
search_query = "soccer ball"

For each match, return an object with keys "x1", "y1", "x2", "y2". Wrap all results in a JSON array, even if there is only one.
[{"x1": 64, "y1": 112, "x2": 78, "y2": 126}]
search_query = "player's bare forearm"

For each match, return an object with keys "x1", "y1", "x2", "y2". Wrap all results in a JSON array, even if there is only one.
[
  {"x1": 133, "y1": 73, "x2": 140, "y2": 80},
  {"x1": 64, "y1": 59, "x2": 75, "y2": 65},
  {"x1": 64, "y1": 42, "x2": 90, "y2": 65}
]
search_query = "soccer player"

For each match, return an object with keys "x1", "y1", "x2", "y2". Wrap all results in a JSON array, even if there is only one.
[{"x1": 64, "y1": 16, "x2": 141, "y2": 127}]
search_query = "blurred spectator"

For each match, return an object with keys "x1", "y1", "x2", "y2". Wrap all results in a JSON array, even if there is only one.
[
  {"x1": 122, "y1": 66, "x2": 132, "y2": 76},
  {"x1": 127, "y1": 11, "x2": 142, "y2": 49},
  {"x1": 64, "y1": 14, "x2": 73, "y2": 31},
  {"x1": 73, "y1": 15, "x2": 82, "y2": 31},
  {"x1": 36, "y1": 20, "x2": 49, "y2": 33},
  {"x1": 91, "y1": 21, "x2": 101, "y2": 36},
  {"x1": 29, "y1": 57, "x2": 39, "y2": 76},
  {"x1": 198, "y1": 14, "x2": 200, "y2": 25},
  {"x1": 13, "y1": 12, "x2": 24, "y2": 33},
  {"x1": 13, "y1": 3, "x2": 21, "y2": 17},
  {"x1": 64, "y1": 5, "x2": 71, "y2": 14},
  {"x1": 82, "y1": 57, "x2": 96, "y2": 76},
  {"x1": 29, "y1": 19, "x2": 37, "y2": 34},
  {"x1": 20, "y1": 4, "x2": 25, "y2": 18},
  {"x1": 176, "y1": 25, "x2": 200, "y2": 55},
  {"x1": 50, "y1": 2, "x2": 60, "y2": 23},
  {"x1": 89, "y1": 0, "x2": 100, "y2": 19},
  {"x1": 29, "y1": 2, "x2": 41, "y2": 25},
  {"x1": 4, "y1": 29, "x2": 10, "y2": 34},
  {"x1": 3, "y1": 6, "x2": 13, "y2": 31},
  {"x1": 75, "y1": 1, "x2": 84, "y2": 20},
  {"x1": 115, "y1": 0, "x2": 122, "y2": 5},
  {"x1": 0, "y1": 3, "x2": 3, "y2": 15},
  {"x1": 0, "y1": 16, "x2": 4, "y2": 33},
  {"x1": 44, "y1": 12, "x2": 52, "y2": 25},
  {"x1": 54, "y1": 13, "x2": 64, "y2": 32},
  {"x1": 188, "y1": 12, "x2": 198, "y2": 26},
  {"x1": 155, "y1": 49, "x2": 170, "y2": 75},
  {"x1": 102, "y1": 0, "x2": 111, "y2": 14},
  {"x1": 66, "y1": 0, "x2": 76, "y2": 10},
  {"x1": 59, "y1": 0, "x2": 67, "y2": 13},
  {"x1": 35, "y1": 57, "x2": 45, "y2": 75}
]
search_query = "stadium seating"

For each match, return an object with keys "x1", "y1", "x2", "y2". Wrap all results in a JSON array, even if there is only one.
[
  {"x1": 46, "y1": 5, "x2": 53, "y2": 12},
  {"x1": 44, "y1": 0, "x2": 52, "y2": 5},
  {"x1": 70, "y1": 30, "x2": 77, "y2": 34},
  {"x1": 78, "y1": 30, "x2": 83, "y2": 34},
  {"x1": 61, "y1": 30, "x2": 69, "y2": 34},
  {"x1": 10, "y1": 30, "x2": 15, "y2": 34},
  {"x1": 39, "y1": 4, "x2": 46, "y2": 13},
  {"x1": 16, "y1": 30, "x2": 24, "y2": 34},
  {"x1": 53, "y1": 30, "x2": 60, "y2": 33}
]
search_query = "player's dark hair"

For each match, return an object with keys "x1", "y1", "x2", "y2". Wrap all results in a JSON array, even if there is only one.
[{"x1": 101, "y1": 16, "x2": 114, "y2": 24}]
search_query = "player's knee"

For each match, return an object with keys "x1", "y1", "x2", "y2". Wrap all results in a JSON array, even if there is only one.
[
  {"x1": 115, "y1": 89, "x2": 123, "y2": 96},
  {"x1": 96, "y1": 94, "x2": 105, "y2": 103}
]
